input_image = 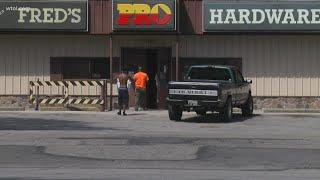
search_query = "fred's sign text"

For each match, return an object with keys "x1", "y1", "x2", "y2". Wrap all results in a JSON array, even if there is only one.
[{"x1": 0, "y1": 1, "x2": 87, "y2": 31}]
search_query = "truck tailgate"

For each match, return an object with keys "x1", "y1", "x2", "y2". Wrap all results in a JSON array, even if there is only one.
[{"x1": 168, "y1": 82, "x2": 219, "y2": 101}]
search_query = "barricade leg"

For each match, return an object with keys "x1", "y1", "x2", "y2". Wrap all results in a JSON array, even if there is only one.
[
  {"x1": 35, "y1": 85, "x2": 39, "y2": 111},
  {"x1": 102, "y1": 80, "x2": 107, "y2": 111},
  {"x1": 109, "y1": 80, "x2": 113, "y2": 111}
]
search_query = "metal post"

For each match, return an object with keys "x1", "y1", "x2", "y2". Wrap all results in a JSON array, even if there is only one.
[
  {"x1": 63, "y1": 84, "x2": 69, "y2": 108},
  {"x1": 102, "y1": 79, "x2": 107, "y2": 111},
  {"x1": 62, "y1": 86, "x2": 65, "y2": 108},
  {"x1": 109, "y1": 35, "x2": 113, "y2": 111},
  {"x1": 175, "y1": 36, "x2": 179, "y2": 81},
  {"x1": 28, "y1": 81, "x2": 32, "y2": 104},
  {"x1": 175, "y1": 0, "x2": 180, "y2": 81},
  {"x1": 35, "y1": 79, "x2": 40, "y2": 111}
]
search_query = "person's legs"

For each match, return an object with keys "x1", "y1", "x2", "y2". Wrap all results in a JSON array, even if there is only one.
[
  {"x1": 123, "y1": 89, "x2": 129, "y2": 116},
  {"x1": 137, "y1": 89, "x2": 143, "y2": 110},
  {"x1": 122, "y1": 105, "x2": 127, "y2": 115},
  {"x1": 118, "y1": 89, "x2": 124, "y2": 115},
  {"x1": 135, "y1": 89, "x2": 139, "y2": 111},
  {"x1": 142, "y1": 89, "x2": 147, "y2": 110},
  {"x1": 118, "y1": 94, "x2": 122, "y2": 115}
]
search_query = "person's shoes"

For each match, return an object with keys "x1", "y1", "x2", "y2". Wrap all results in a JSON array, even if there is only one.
[
  {"x1": 123, "y1": 112, "x2": 127, "y2": 116},
  {"x1": 117, "y1": 111, "x2": 121, "y2": 115}
]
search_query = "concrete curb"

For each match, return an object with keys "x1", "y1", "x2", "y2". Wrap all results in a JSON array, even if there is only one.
[
  {"x1": 262, "y1": 108, "x2": 320, "y2": 113},
  {"x1": 0, "y1": 107, "x2": 25, "y2": 111},
  {"x1": 1, "y1": 106, "x2": 320, "y2": 114}
]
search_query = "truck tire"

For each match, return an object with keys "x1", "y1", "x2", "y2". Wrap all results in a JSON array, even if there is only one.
[
  {"x1": 220, "y1": 97, "x2": 233, "y2": 122},
  {"x1": 168, "y1": 105, "x2": 182, "y2": 121},
  {"x1": 242, "y1": 94, "x2": 253, "y2": 117}
]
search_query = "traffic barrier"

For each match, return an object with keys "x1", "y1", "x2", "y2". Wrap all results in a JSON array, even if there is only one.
[
  {"x1": 29, "y1": 98, "x2": 68, "y2": 105},
  {"x1": 68, "y1": 81, "x2": 103, "y2": 87},
  {"x1": 29, "y1": 80, "x2": 108, "y2": 110},
  {"x1": 68, "y1": 98, "x2": 104, "y2": 105},
  {"x1": 30, "y1": 81, "x2": 69, "y2": 87}
]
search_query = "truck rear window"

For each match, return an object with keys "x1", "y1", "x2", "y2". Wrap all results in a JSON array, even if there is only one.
[{"x1": 187, "y1": 67, "x2": 231, "y2": 81}]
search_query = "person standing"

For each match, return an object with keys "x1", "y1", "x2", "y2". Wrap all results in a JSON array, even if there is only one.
[
  {"x1": 116, "y1": 69, "x2": 131, "y2": 116},
  {"x1": 133, "y1": 67, "x2": 149, "y2": 111}
]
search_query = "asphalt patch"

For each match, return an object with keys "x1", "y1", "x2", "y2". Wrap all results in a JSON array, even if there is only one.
[
  {"x1": 60, "y1": 137, "x2": 194, "y2": 145},
  {"x1": 276, "y1": 114, "x2": 320, "y2": 119},
  {"x1": 0, "y1": 117, "x2": 109, "y2": 130},
  {"x1": 196, "y1": 146, "x2": 320, "y2": 170},
  {"x1": 128, "y1": 137, "x2": 194, "y2": 145}
]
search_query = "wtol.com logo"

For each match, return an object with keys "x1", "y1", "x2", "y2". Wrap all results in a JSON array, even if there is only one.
[{"x1": 116, "y1": 3, "x2": 172, "y2": 26}]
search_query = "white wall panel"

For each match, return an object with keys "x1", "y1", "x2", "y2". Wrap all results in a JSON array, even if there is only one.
[
  {"x1": 20, "y1": 39, "x2": 29, "y2": 97},
  {"x1": 255, "y1": 36, "x2": 265, "y2": 96},
  {"x1": 5, "y1": 38, "x2": 14, "y2": 95},
  {"x1": 279, "y1": 37, "x2": 287, "y2": 96},
  {"x1": 0, "y1": 36, "x2": 6, "y2": 94},
  {"x1": 180, "y1": 35, "x2": 320, "y2": 97},
  {"x1": 1, "y1": 34, "x2": 320, "y2": 97},
  {"x1": 246, "y1": 36, "x2": 257, "y2": 95},
  {"x1": 0, "y1": 35, "x2": 108, "y2": 96},
  {"x1": 271, "y1": 37, "x2": 280, "y2": 96}
]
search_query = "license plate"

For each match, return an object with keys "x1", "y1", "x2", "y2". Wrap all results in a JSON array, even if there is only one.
[{"x1": 188, "y1": 100, "x2": 198, "y2": 106}]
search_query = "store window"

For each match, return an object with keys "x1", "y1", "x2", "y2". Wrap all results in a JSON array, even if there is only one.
[{"x1": 50, "y1": 57, "x2": 119, "y2": 81}]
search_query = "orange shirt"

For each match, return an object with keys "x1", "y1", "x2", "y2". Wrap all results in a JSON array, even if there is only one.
[{"x1": 134, "y1": 72, "x2": 149, "y2": 89}]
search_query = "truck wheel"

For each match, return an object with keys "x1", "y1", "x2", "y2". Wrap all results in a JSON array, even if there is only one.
[
  {"x1": 220, "y1": 97, "x2": 233, "y2": 122},
  {"x1": 168, "y1": 105, "x2": 182, "y2": 121},
  {"x1": 242, "y1": 94, "x2": 253, "y2": 117},
  {"x1": 196, "y1": 110, "x2": 206, "y2": 116}
]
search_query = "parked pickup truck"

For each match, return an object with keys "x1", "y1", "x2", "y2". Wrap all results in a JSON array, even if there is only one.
[{"x1": 167, "y1": 65, "x2": 253, "y2": 122}]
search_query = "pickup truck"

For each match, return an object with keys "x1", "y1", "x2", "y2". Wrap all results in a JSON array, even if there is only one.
[{"x1": 167, "y1": 65, "x2": 253, "y2": 122}]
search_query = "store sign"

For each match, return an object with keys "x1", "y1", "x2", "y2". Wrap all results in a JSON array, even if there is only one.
[
  {"x1": 203, "y1": 2, "x2": 320, "y2": 32},
  {"x1": 0, "y1": 0, "x2": 87, "y2": 31},
  {"x1": 113, "y1": 0, "x2": 176, "y2": 30}
]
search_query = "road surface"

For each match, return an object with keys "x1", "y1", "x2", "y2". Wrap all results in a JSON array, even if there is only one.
[{"x1": 0, "y1": 110, "x2": 319, "y2": 179}]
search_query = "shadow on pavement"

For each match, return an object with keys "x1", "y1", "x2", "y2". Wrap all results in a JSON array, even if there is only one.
[
  {"x1": 180, "y1": 113, "x2": 260, "y2": 124},
  {"x1": 123, "y1": 113, "x2": 147, "y2": 116},
  {"x1": 0, "y1": 117, "x2": 109, "y2": 130}
]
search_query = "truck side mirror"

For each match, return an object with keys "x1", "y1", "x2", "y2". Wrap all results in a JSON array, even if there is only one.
[{"x1": 246, "y1": 79, "x2": 253, "y2": 84}]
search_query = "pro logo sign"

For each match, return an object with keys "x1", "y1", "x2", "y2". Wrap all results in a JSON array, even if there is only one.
[{"x1": 113, "y1": 0, "x2": 175, "y2": 30}]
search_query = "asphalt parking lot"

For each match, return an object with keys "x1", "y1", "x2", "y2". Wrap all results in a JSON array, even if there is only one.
[{"x1": 0, "y1": 110, "x2": 319, "y2": 179}]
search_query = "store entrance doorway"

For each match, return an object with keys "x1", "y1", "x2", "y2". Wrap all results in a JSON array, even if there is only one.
[{"x1": 121, "y1": 48, "x2": 172, "y2": 109}]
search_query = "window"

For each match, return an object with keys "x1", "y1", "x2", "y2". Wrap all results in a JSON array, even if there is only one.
[
  {"x1": 180, "y1": 58, "x2": 242, "y2": 79},
  {"x1": 50, "y1": 57, "x2": 111, "y2": 81},
  {"x1": 187, "y1": 67, "x2": 231, "y2": 81},
  {"x1": 235, "y1": 70, "x2": 245, "y2": 83}
]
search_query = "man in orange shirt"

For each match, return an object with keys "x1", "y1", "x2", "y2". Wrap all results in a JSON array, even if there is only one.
[{"x1": 133, "y1": 67, "x2": 149, "y2": 111}]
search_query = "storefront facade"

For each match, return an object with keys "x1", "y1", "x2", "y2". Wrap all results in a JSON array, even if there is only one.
[{"x1": 1, "y1": 0, "x2": 320, "y2": 110}]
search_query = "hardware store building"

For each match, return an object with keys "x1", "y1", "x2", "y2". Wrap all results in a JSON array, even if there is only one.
[{"x1": 1, "y1": 0, "x2": 320, "y2": 110}]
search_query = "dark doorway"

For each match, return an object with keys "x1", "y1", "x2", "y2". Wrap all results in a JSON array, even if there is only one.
[
  {"x1": 146, "y1": 49, "x2": 158, "y2": 109},
  {"x1": 121, "y1": 48, "x2": 171, "y2": 109}
]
